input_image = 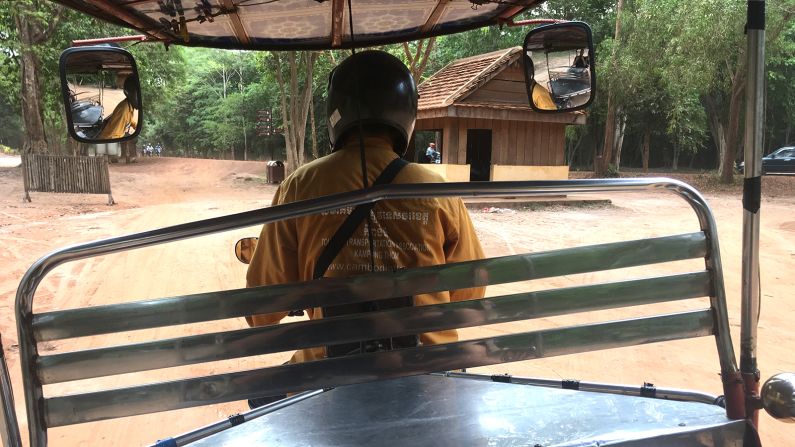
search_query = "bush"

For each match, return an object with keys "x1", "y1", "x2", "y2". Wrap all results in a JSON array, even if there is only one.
[
  {"x1": 0, "y1": 144, "x2": 18, "y2": 155},
  {"x1": 605, "y1": 164, "x2": 621, "y2": 178}
]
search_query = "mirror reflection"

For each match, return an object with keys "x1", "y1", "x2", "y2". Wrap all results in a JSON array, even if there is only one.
[
  {"x1": 61, "y1": 49, "x2": 141, "y2": 142},
  {"x1": 524, "y1": 23, "x2": 594, "y2": 112},
  {"x1": 235, "y1": 237, "x2": 259, "y2": 264}
]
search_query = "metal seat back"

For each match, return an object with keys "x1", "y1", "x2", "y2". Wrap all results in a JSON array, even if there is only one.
[{"x1": 11, "y1": 179, "x2": 740, "y2": 446}]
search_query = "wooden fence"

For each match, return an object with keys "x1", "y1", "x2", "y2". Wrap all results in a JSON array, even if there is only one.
[{"x1": 22, "y1": 154, "x2": 114, "y2": 205}]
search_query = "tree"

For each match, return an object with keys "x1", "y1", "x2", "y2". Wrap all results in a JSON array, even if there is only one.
[
  {"x1": 10, "y1": 0, "x2": 65, "y2": 153},
  {"x1": 596, "y1": 0, "x2": 625, "y2": 175},
  {"x1": 402, "y1": 38, "x2": 436, "y2": 83},
  {"x1": 665, "y1": 0, "x2": 795, "y2": 181},
  {"x1": 269, "y1": 51, "x2": 317, "y2": 173},
  {"x1": 766, "y1": 21, "x2": 795, "y2": 151}
]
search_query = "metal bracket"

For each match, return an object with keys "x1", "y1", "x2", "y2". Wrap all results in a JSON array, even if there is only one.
[
  {"x1": 491, "y1": 374, "x2": 512, "y2": 383},
  {"x1": 153, "y1": 438, "x2": 177, "y2": 447},
  {"x1": 228, "y1": 413, "x2": 245, "y2": 426},
  {"x1": 640, "y1": 382, "x2": 657, "y2": 398}
]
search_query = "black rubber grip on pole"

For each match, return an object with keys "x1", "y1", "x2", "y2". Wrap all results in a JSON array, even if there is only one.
[
  {"x1": 228, "y1": 413, "x2": 246, "y2": 426},
  {"x1": 747, "y1": 1, "x2": 765, "y2": 31},
  {"x1": 491, "y1": 374, "x2": 512, "y2": 383},
  {"x1": 743, "y1": 176, "x2": 761, "y2": 213},
  {"x1": 640, "y1": 382, "x2": 657, "y2": 398}
]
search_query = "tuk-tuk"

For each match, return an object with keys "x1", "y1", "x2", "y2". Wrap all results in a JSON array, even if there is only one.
[{"x1": 1, "y1": 0, "x2": 791, "y2": 446}]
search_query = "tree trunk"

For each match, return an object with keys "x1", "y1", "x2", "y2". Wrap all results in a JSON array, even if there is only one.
[
  {"x1": 612, "y1": 113, "x2": 627, "y2": 171},
  {"x1": 567, "y1": 133, "x2": 584, "y2": 166},
  {"x1": 703, "y1": 94, "x2": 727, "y2": 172},
  {"x1": 310, "y1": 95, "x2": 318, "y2": 159},
  {"x1": 271, "y1": 51, "x2": 316, "y2": 175},
  {"x1": 720, "y1": 77, "x2": 745, "y2": 182},
  {"x1": 597, "y1": 0, "x2": 625, "y2": 175},
  {"x1": 14, "y1": 1, "x2": 65, "y2": 154},
  {"x1": 122, "y1": 139, "x2": 136, "y2": 163},
  {"x1": 243, "y1": 116, "x2": 248, "y2": 161},
  {"x1": 672, "y1": 141, "x2": 680, "y2": 170},
  {"x1": 642, "y1": 128, "x2": 650, "y2": 173},
  {"x1": 16, "y1": 30, "x2": 49, "y2": 153}
]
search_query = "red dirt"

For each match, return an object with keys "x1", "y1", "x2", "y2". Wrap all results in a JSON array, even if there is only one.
[{"x1": 1, "y1": 155, "x2": 793, "y2": 446}]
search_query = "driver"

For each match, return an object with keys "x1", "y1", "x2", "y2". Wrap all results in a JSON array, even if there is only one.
[
  {"x1": 96, "y1": 75, "x2": 139, "y2": 139},
  {"x1": 532, "y1": 82, "x2": 558, "y2": 110},
  {"x1": 245, "y1": 50, "x2": 485, "y2": 364}
]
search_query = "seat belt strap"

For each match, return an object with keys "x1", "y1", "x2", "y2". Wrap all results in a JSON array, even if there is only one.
[{"x1": 313, "y1": 157, "x2": 409, "y2": 280}]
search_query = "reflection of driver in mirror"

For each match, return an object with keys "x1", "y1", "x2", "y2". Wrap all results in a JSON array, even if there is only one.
[
  {"x1": 532, "y1": 82, "x2": 557, "y2": 110},
  {"x1": 96, "y1": 75, "x2": 139, "y2": 139}
]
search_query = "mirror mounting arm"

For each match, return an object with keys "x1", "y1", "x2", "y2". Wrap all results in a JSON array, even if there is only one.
[
  {"x1": 72, "y1": 35, "x2": 148, "y2": 47},
  {"x1": 501, "y1": 18, "x2": 566, "y2": 28}
]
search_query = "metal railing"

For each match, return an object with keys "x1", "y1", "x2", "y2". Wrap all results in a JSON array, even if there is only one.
[
  {"x1": 0, "y1": 335, "x2": 21, "y2": 447},
  {"x1": 11, "y1": 178, "x2": 740, "y2": 446}
]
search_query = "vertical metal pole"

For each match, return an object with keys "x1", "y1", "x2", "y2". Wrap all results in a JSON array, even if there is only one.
[
  {"x1": 0, "y1": 335, "x2": 22, "y2": 447},
  {"x1": 741, "y1": 0, "x2": 765, "y2": 427}
]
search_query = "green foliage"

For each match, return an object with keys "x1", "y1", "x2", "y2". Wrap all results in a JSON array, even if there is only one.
[
  {"x1": 0, "y1": 3, "x2": 23, "y2": 148},
  {"x1": 2, "y1": 0, "x2": 795, "y2": 167}
]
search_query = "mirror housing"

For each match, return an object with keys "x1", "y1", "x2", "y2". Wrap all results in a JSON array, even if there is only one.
[
  {"x1": 235, "y1": 237, "x2": 259, "y2": 264},
  {"x1": 762, "y1": 373, "x2": 795, "y2": 423},
  {"x1": 523, "y1": 22, "x2": 596, "y2": 113},
  {"x1": 59, "y1": 46, "x2": 142, "y2": 144}
]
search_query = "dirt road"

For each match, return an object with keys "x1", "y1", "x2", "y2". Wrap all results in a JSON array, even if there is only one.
[{"x1": 1, "y1": 155, "x2": 793, "y2": 446}]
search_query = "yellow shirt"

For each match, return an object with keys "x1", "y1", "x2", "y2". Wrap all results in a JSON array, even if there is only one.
[
  {"x1": 533, "y1": 83, "x2": 558, "y2": 111},
  {"x1": 97, "y1": 99, "x2": 137, "y2": 139},
  {"x1": 246, "y1": 137, "x2": 485, "y2": 362}
]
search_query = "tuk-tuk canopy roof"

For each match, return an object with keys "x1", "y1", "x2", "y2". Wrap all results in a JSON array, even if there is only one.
[{"x1": 54, "y1": 0, "x2": 540, "y2": 51}]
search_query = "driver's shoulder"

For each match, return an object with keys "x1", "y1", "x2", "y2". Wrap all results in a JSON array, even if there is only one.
[{"x1": 399, "y1": 161, "x2": 446, "y2": 184}]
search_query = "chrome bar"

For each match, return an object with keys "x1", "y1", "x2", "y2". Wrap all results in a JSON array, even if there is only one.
[
  {"x1": 44, "y1": 310, "x2": 714, "y2": 427},
  {"x1": 15, "y1": 178, "x2": 738, "y2": 446},
  {"x1": 150, "y1": 389, "x2": 325, "y2": 447},
  {"x1": 437, "y1": 372, "x2": 722, "y2": 405},
  {"x1": 741, "y1": 0, "x2": 765, "y2": 379},
  {"x1": 0, "y1": 336, "x2": 22, "y2": 447},
  {"x1": 33, "y1": 232, "x2": 707, "y2": 343},
  {"x1": 38, "y1": 272, "x2": 712, "y2": 384}
]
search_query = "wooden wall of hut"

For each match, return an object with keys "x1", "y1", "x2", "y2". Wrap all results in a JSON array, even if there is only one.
[{"x1": 415, "y1": 116, "x2": 565, "y2": 166}]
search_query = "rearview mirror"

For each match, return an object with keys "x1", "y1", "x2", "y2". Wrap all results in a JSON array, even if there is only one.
[
  {"x1": 523, "y1": 22, "x2": 595, "y2": 113},
  {"x1": 59, "y1": 46, "x2": 142, "y2": 143},
  {"x1": 235, "y1": 237, "x2": 259, "y2": 264}
]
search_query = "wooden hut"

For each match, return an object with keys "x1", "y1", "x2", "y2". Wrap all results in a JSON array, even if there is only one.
[{"x1": 414, "y1": 47, "x2": 585, "y2": 181}]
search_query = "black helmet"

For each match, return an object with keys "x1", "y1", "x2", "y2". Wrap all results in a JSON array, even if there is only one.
[
  {"x1": 327, "y1": 51, "x2": 417, "y2": 155},
  {"x1": 123, "y1": 75, "x2": 140, "y2": 109}
]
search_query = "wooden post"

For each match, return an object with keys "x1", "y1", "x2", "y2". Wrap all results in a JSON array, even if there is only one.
[
  {"x1": 103, "y1": 156, "x2": 115, "y2": 205},
  {"x1": 21, "y1": 153, "x2": 31, "y2": 202}
]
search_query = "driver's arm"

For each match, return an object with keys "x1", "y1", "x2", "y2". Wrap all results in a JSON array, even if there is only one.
[
  {"x1": 245, "y1": 183, "x2": 298, "y2": 326},
  {"x1": 444, "y1": 199, "x2": 486, "y2": 302}
]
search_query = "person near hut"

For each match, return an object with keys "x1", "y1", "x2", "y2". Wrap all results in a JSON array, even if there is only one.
[
  {"x1": 244, "y1": 50, "x2": 485, "y2": 407},
  {"x1": 425, "y1": 142, "x2": 441, "y2": 163}
]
